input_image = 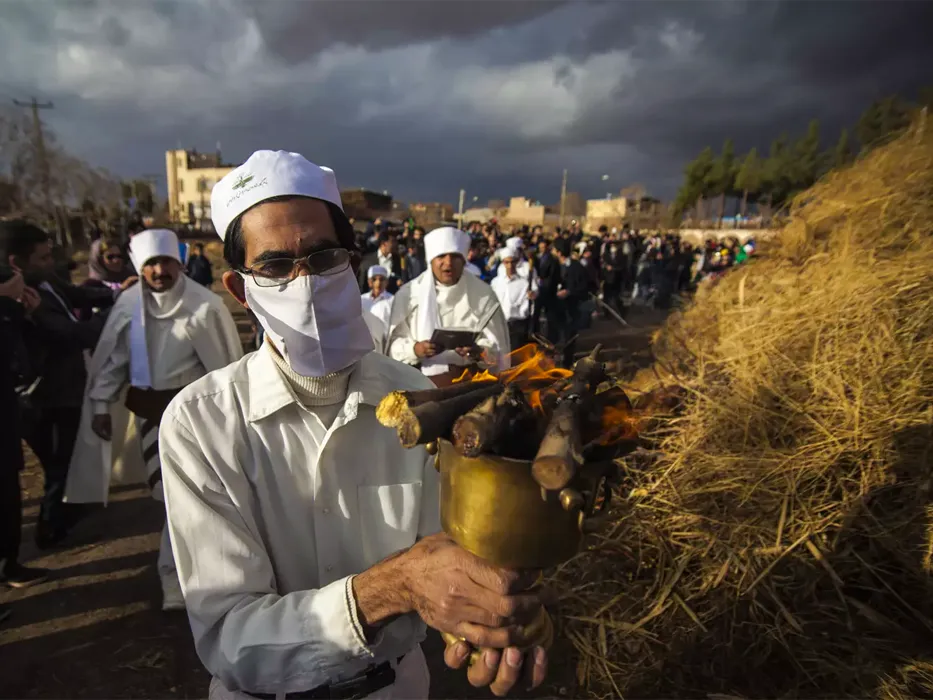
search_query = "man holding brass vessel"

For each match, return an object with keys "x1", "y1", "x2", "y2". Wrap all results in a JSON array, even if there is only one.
[{"x1": 159, "y1": 151, "x2": 548, "y2": 699}]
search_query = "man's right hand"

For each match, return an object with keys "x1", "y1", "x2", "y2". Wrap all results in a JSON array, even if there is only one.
[
  {"x1": 399, "y1": 533, "x2": 543, "y2": 647},
  {"x1": 91, "y1": 414, "x2": 112, "y2": 441},
  {"x1": 414, "y1": 341, "x2": 438, "y2": 359}
]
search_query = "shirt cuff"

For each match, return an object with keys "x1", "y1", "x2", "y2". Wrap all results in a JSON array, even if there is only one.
[
  {"x1": 91, "y1": 400, "x2": 111, "y2": 414},
  {"x1": 307, "y1": 576, "x2": 378, "y2": 671}
]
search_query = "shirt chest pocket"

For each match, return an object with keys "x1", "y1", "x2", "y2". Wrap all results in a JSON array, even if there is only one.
[{"x1": 357, "y1": 481, "x2": 423, "y2": 567}]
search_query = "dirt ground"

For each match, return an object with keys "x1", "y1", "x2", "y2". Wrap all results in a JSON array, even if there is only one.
[{"x1": 0, "y1": 251, "x2": 665, "y2": 699}]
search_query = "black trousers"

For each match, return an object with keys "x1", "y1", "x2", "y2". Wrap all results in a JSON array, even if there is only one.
[
  {"x1": 23, "y1": 406, "x2": 82, "y2": 531},
  {"x1": 560, "y1": 303, "x2": 584, "y2": 368},
  {"x1": 603, "y1": 282, "x2": 624, "y2": 317},
  {"x1": 0, "y1": 448, "x2": 23, "y2": 568},
  {"x1": 507, "y1": 318, "x2": 531, "y2": 353},
  {"x1": 0, "y1": 388, "x2": 24, "y2": 567}
]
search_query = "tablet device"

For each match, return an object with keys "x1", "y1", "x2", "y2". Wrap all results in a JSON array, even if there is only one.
[{"x1": 430, "y1": 328, "x2": 479, "y2": 352}]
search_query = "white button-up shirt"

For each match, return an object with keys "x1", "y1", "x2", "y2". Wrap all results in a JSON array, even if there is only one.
[
  {"x1": 160, "y1": 345, "x2": 440, "y2": 697},
  {"x1": 491, "y1": 273, "x2": 538, "y2": 322}
]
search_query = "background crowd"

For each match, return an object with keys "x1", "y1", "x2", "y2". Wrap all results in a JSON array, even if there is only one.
[{"x1": 353, "y1": 217, "x2": 756, "y2": 365}]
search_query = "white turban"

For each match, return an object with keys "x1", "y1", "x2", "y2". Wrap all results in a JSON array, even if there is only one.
[
  {"x1": 505, "y1": 236, "x2": 524, "y2": 250},
  {"x1": 128, "y1": 229, "x2": 181, "y2": 271},
  {"x1": 501, "y1": 242, "x2": 522, "y2": 261},
  {"x1": 367, "y1": 264, "x2": 389, "y2": 280},
  {"x1": 424, "y1": 226, "x2": 470, "y2": 264},
  {"x1": 210, "y1": 150, "x2": 343, "y2": 240}
]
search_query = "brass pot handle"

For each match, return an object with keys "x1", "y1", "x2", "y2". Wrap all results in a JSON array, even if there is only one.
[
  {"x1": 580, "y1": 477, "x2": 613, "y2": 534},
  {"x1": 558, "y1": 488, "x2": 584, "y2": 513}
]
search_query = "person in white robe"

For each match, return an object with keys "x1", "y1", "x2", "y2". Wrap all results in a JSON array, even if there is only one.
[
  {"x1": 64, "y1": 228, "x2": 242, "y2": 610},
  {"x1": 361, "y1": 264, "x2": 393, "y2": 327},
  {"x1": 360, "y1": 265, "x2": 393, "y2": 354},
  {"x1": 491, "y1": 243, "x2": 538, "y2": 351},
  {"x1": 157, "y1": 150, "x2": 548, "y2": 700},
  {"x1": 494, "y1": 236, "x2": 531, "y2": 279},
  {"x1": 386, "y1": 226, "x2": 511, "y2": 387}
]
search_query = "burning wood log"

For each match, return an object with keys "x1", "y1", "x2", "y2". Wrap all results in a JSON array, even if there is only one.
[
  {"x1": 532, "y1": 346, "x2": 609, "y2": 491},
  {"x1": 377, "y1": 381, "x2": 504, "y2": 448},
  {"x1": 376, "y1": 379, "x2": 497, "y2": 428},
  {"x1": 452, "y1": 385, "x2": 539, "y2": 459}
]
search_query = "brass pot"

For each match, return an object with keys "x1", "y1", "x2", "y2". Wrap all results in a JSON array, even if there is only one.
[
  {"x1": 433, "y1": 438, "x2": 612, "y2": 659},
  {"x1": 434, "y1": 438, "x2": 611, "y2": 570}
]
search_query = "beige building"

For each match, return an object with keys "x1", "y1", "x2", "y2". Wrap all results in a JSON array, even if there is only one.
[
  {"x1": 165, "y1": 149, "x2": 236, "y2": 229},
  {"x1": 586, "y1": 193, "x2": 663, "y2": 231},
  {"x1": 504, "y1": 197, "x2": 548, "y2": 226},
  {"x1": 409, "y1": 201, "x2": 455, "y2": 227}
]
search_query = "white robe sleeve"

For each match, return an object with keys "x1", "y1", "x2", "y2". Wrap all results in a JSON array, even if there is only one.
[
  {"x1": 386, "y1": 315, "x2": 419, "y2": 366},
  {"x1": 386, "y1": 287, "x2": 419, "y2": 366},
  {"x1": 477, "y1": 303, "x2": 511, "y2": 371},
  {"x1": 87, "y1": 324, "x2": 130, "y2": 414},
  {"x1": 161, "y1": 413, "x2": 381, "y2": 693}
]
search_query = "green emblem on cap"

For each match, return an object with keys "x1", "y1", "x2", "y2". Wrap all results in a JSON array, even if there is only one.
[{"x1": 232, "y1": 173, "x2": 254, "y2": 190}]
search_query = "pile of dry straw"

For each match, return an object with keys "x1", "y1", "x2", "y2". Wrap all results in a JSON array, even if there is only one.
[{"x1": 551, "y1": 116, "x2": 933, "y2": 698}]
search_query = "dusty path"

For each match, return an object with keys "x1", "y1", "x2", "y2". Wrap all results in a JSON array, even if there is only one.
[{"x1": 1, "y1": 249, "x2": 666, "y2": 699}]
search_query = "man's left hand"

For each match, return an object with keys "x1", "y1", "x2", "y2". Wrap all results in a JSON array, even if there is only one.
[
  {"x1": 119, "y1": 276, "x2": 139, "y2": 291},
  {"x1": 444, "y1": 643, "x2": 548, "y2": 697}
]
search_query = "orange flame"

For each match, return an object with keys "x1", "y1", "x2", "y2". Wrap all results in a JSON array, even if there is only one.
[
  {"x1": 597, "y1": 403, "x2": 639, "y2": 445},
  {"x1": 455, "y1": 343, "x2": 639, "y2": 445}
]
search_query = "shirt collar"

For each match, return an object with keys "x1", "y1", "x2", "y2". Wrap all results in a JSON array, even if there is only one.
[{"x1": 246, "y1": 343, "x2": 393, "y2": 423}]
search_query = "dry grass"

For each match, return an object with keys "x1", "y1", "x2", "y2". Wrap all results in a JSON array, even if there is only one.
[{"x1": 550, "y1": 117, "x2": 933, "y2": 698}]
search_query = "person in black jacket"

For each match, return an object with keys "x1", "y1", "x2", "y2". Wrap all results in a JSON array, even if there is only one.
[
  {"x1": 357, "y1": 232, "x2": 402, "y2": 293},
  {"x1": 601, "y1": 237, "x2": 629, "y2": 318},
  {"x1": 535, "y1": 239, "x2": 561, "y2": 344},
  {"x1": 552, "y1": 238, "x2": 590, "y2": 367},
  {"x1": 1, "y1": 220, "x2": 118, "y2": 548},
  {"x1": 0, "y1": 271, "x2": 50, "y2": 597},
  {"x1": 186, "y1": 242, "x2": 214, "y2": 287}
]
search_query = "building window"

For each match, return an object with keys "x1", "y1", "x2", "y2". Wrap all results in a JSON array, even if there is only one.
[
  {"x1": 198, "y1": 178, "x2": 208, "y2": 193},
  {"x1": 178, "y1": 179, "x2": 184, "y2": 194}
]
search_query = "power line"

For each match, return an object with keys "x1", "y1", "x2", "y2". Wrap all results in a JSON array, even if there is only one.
[{"x1": 13, "y1": 97, "x2": 56, "y2": 238}]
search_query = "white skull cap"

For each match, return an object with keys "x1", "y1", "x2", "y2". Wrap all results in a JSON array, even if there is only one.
[{"x1": 210, "y1": 150, "x2": 343, "y2": 240}]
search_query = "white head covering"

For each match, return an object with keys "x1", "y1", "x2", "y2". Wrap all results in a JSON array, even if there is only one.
[
  {"x1": 125, "y1": 229, "x2": 185, "y2": 390},
  {"x1": 367, "y1": 264, "x2": 389, "y2": 280},
  {"x1": 424, "y1": 227, "x2": 470, "y2": 263},
  {"x1": 128, "y1": 229, "x2": 181, "y2": 271},
  {"x1": 501, "y1": 242, "x2": 522, "y2": 261},
  {"x1": 210, "y1": 150, "x2": 343, "y2": 240},
  {"x1": 505, "y1": 236, "x2": 524, "y2": 250}
]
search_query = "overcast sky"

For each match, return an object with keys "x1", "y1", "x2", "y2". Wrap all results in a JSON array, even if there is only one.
[{"x1": 2, "y1": 0, "x2": 932, "y2": 206}]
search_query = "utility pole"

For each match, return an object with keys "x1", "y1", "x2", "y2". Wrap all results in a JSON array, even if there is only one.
[
  {"x1": 14, "y1": 98, "x2": 54, "y2": 229},
  {"x1": 457, "y1": 189, "x2": 465, "y2": 229},
  {"x1": 558, "y1": 168, "x2": 568, "y2": 231}
]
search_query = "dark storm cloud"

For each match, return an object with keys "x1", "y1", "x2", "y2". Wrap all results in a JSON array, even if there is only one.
[
  {"x1": 1, "y1": 0, "x2": 931, "y2": 206},
  {"x1": 246, "y1": 0, "x2": 572, "y2": 64}
]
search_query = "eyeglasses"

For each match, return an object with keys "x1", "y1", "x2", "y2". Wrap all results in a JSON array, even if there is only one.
[{"x1": 242, "y1": 248, "x2": 351, "y2": 287}]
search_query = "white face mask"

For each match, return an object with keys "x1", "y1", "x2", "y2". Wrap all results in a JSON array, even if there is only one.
[{"x1": 244, "y1": 267, "x2": 374, "y2": 377}]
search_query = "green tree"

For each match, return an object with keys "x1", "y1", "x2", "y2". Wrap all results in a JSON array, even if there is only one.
[
  {"x1": 708, "y1": 139, "x2": 736, "y2": 227},
  {"x1": 793, "y1": 119, "x2": 821, "y2": 191},
  {"x1": 673, "y1": 146, "x2": 715, "y2": 222},
  {"x1": 831, "y1": 128, "x2": 853, "y2": 170},
  {"x1": 734, "y1": 148, "x2": 763, "y2": 218},
  {"x1": 759, "y1": 134, "x2": 791, "y2": 220},
  {"x1": 133, "y1": 180, "x2": 155, "y2": 215},
  {"x1": 856, "y1": 95, "x2": 911, "y2": 151}
]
